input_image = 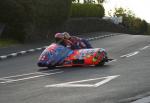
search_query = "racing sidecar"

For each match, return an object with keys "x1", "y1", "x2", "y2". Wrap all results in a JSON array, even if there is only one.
[{"x1": 37, "y1": 43, "x2": 109, "y2": 68}]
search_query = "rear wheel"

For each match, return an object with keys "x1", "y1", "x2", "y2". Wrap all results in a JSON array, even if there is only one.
[
  {"x1": 96, "y1": 56, "x2": 108, "y2": 66},
  {"x1": 96, "y1": 60, "x2": 105, "y2": 66}
]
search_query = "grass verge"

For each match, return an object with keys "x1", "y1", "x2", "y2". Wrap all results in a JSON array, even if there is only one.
[{"x1": 0, "y1": 39, "x2": 19, "y2": 47}]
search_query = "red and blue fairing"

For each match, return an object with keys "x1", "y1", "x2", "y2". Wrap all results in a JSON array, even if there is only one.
[
  {"x1": 38, "y1": 43, "x2": 72, "y2": 67},
  {"x1": 38, "y1": 43, "x2": 108, "y2": 68},
  {"x1": 63, "y1": 48, "x2": 107, "y2": 66}
]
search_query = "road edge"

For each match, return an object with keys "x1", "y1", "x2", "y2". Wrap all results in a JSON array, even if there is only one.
[{"x1": 0, "y1": 33, "x2": 120, "y2": 60}]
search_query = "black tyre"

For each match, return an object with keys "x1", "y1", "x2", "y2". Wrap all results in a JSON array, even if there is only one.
[
  {"x1": 96, "y1": 60, "x2": 105, "y2": 66},
  {"x1": 96, "y1": 56, "x2": 108, "y2": 66}
]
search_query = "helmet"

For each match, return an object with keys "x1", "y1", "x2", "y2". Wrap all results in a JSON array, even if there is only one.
[
  {"x1": 54, "y1": 33, "x2": 64, "y2": 43},
  {"x1": 63, "y1": 32, "x2": 71, "y2": 39},
  {"x1": 55, "y1": 33, "x2": 64, "y2": 39}
]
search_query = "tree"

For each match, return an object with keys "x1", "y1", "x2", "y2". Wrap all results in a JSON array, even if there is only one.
[
  {"x1": 140, "y1": 20, "x2": 148, "y2": 33},
  {"x1": 72, "y1": 0, "x2": 80, "y2": 3},
  {"x1": 114, "y1": 7, "x2": 127, "y2": 17},
  {"x1": 113, "y1": 7, "x2": 148, "y2": 34},
  {"x1": 113, "y1": 7, "x2": 135, "y2": 18},
  {"x1": 0, "y1": 0, "x2": 72, "y2": 42},
  {"x1": 84, "y1": 0, "x2": 95, "y2": 4},
  {"x1": 97, "y1": 0, "x2": 106, "y2": 4}
]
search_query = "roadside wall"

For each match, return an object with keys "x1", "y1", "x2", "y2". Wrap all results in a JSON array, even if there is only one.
[{"x1": 61, "y1": 17, "x2": 128, "y2": 35}]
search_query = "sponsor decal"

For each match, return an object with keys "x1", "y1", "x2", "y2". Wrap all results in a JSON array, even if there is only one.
[{"x1": 92, "y1": 58, "x2": 97, "y2": 62}]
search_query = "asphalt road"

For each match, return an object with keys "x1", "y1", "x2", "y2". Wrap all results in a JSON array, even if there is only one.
[{"x1": 0, "y1": 34, "x2": 150, "y2": 103}]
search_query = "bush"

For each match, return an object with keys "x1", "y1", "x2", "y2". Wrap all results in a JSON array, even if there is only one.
[
  {"x1": 71, "y1": 3, "x2": 104, "y2": 18},
  {"x1": 147, "y1": 24, "x2": 150, "y2": 35},
  {"x1": 0, "y1": 0, "x2": 28, "y2": 42},
  {"x1": 32, "y1": 0, "x2": 72, "y2": 26},
  {"x1": 123, "y1": 17, "x2": 148, "y2": 34},
  {"x1": 140, "y1": 20, "x2": 148, "y2": 33},
  {"x1": 0, "y1": 0, "x2": 28, "y2": 23},
  {"x1": 0, "y1": 0, "x2": 72, "y2": 42},
  {"x1": 113, "y1": 7, "x2": 148, "y2": 35}
]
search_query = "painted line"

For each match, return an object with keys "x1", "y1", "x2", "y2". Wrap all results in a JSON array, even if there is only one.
[
  {"x1": 104, "y1": 35, "x2": 109, "y2": 37},
  {"x1": 90, "y1": 38, "x2": 94, "y2": 40},
  {"x1": 108, "y1": 59, "x2": 117, "y2": 63},
  {"x1": 140, "y1": 46, "x2": 149, "y2": 51},
  {"x1": 10, "y1": 53, "x2": 17, "y2": 56},
  {"x1": 0, "y1": 56, "x2": 7, "y2": 59},
  {"x1": 36, "y1": 48, "x2": 43, "y2": 50},
  {"x1": 94, "y1": 75, "x2": 119, "y2": 87},
  {"x1": 0, "y1": 71, "x2": 63, "y2": 84},
  {"x1": 45, "y1": 75, "x2": 120, "y2": 88},
  {"x1": 20, "y1": 51, "x2": 27, "y2": 54},
  {"x1": 110, "y1": 34, "x2": 114, "y2": 36},
  {"x1": 0, "y1": 78, "x2": 12, "y2": 81},
  {"x1": 132, "y1": 96, "x2": 150, "y2": 103},
  {"x1": 120, "y1": 51, "x2": 139, "y2": 58},
  {"x1": 28, "y1": 49, "x2": 35, "y2": 52},
  {"x1": 0, "y1": 69, "x2": 60, "y2": 79}
]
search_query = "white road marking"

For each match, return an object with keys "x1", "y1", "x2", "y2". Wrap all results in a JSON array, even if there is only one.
[
  {"x1": 120, "y1": 51, "x2": 139, "y2": 58},
  {"x1": 36, "y1": 48, "x2": 42, "y2": 50},
  {"x1": 0, "y1": 56, "x2": 7, "y2": 59},
  {"x1": 20, "y1": 51, "x2": 26, "y2": 54},
  {"x1": 140, "y1": 46, "x2": 149, "y2": 50},
  {"x1": 108, "y1": 59, "x2": 117, "y2": 63},
  {"x1": 0, "y1": 69, "x2": 60, "y2": 79},
  {"x1": 10, "y1": 53, "x2": 17, "y2": 56},
  {"x1": 45, "y1": 75, "x2": 120, "y2": 88},
  {"x1": 28, "y1": 49, "x2": 35, "y2": 52},
  {"x1": 0, "y1": 71, "x2": 63, "y2": 84},
  {"x1": 132, "y1": 96, "x2": 150, "y2": 103},
  {"x1": 0, "y1": 78, "x2": 12, "y2": 81}
]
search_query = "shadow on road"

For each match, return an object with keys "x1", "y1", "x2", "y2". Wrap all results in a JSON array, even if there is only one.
[{"x1": 38, "y1": 64, "x2": 112, "y2": 73}]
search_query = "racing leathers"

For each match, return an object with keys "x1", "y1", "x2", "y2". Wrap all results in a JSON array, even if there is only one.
[{"x1": 64, "y1": 36, "x2": 92, "y2": 50}]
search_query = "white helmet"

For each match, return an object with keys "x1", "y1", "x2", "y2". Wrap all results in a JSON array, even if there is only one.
[{"x1": 63, "y1": 32, "x2": 71, "y2": 39}]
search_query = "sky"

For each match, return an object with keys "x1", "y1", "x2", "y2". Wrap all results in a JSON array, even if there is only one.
[{"x1": 103, "y1": 0, "x2": 150, "y2": 22}]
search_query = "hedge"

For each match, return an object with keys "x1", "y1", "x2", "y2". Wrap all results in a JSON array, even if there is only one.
[
  {"x1": 0, "y1": 0, "x2": 72, "y2": 42},
  {"x1": 32, "y1": 0, "x2": 72, "y2": 26},
  {"x1": 122, "y1": 16, "x2": 148, "y2": 34},
  {"x1": 0, "y1": 0, "x2": 28, "y2": 42},
  {"x1": 71, "y1": 3, "x2": 104, "y2": 18}
]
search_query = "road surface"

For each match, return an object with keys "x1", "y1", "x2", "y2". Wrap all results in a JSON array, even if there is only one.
[{"x1": 0, "y1": 34, "x2": 150, "y2": 103}]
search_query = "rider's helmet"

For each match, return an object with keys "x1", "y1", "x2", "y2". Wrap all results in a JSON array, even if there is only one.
[
  {"x1": 63, "y1": 32, "x2": 71, "y2": 39},
  {"x1": 54, "y1": 33, "x2": 64, "y2": 43}
]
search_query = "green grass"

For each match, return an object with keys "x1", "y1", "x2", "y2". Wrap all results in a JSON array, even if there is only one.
[{"x1": 0, "y1": 39, "x2": 19, "y2": 47}]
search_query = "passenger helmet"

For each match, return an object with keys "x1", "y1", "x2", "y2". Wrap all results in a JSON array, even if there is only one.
[
  {"x1": 54, "y1": 33, "x2": 64, "y2": 43},
  {"x1": 63, "y1": 32, "x2": 71, "y2": 39}
]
